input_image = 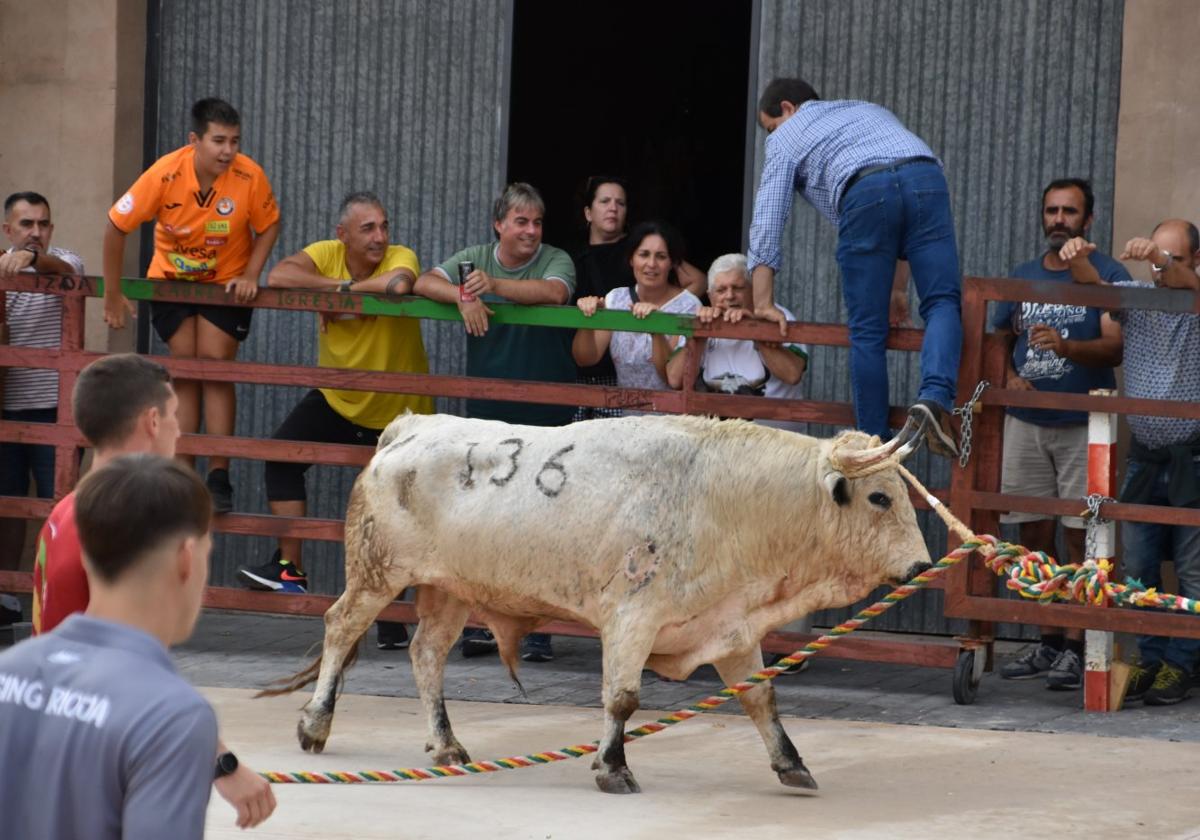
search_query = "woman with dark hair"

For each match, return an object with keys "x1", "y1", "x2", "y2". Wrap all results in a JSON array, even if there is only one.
[
  {"x1": 574, "y1": 175, "x2": 706, "y2": 301},
  {"x1": 573, "y1": 221, "x2": 701, "y2": 396},
  {"x1": 570, "y1": 177, "x2": 633, "y2": 419},
  {"x1": 571, "y1": 179, "x2": 706, "y2": 419}
]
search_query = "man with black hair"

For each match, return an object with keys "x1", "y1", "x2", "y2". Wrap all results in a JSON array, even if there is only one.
[
  {"x1": 1075, "y1": 219, "x2": 1200, "y2": 706},
  {"x1": 0, "y1": 455, "x2": 218, "y2": 839},
  {"x1": 0, "y1": 192, "x2": 84, "y2": 599},
  {"x1": 102, "y1": 97, "x2": 280, "y2": 513},
  {"x1": 748, "y1": 77, "x2": 962, "y2": 457},
  {"x1": 993, "y1": 178, "x2": 1127, "y2": 690}
]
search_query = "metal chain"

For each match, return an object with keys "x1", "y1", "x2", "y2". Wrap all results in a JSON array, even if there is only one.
[
  {"x1": 1083, "y1": 492, "x2": 1116, "y2": 562},
  {"x1": 951, "y1": 380, "x2": 990, "y2": 468}
]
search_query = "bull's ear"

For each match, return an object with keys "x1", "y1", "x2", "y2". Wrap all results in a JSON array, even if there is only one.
[{"x1": 823, "y1": 470, "x2": 850, "y2": 506}]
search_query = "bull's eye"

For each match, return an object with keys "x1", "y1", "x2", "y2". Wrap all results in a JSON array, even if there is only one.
[{"x1": 868, "y1": 491, "x2": 892, "y2": 510}]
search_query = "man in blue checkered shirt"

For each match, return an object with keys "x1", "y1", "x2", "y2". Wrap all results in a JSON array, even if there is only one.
[
  {"x1": 1076, "y1": 219, "x2": 1200, "y2": 706},
  {"x1": 747, "y1": 78, "x2": 962, "y2": 457}
]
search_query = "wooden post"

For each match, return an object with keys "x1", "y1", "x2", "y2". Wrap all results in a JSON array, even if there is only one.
[
  {"x1": 52, "y1": 293, "x2": 86, "y2": 498},
  {"x1": 1084, "y1": 387, "x2": 1117, "y2": 712}
]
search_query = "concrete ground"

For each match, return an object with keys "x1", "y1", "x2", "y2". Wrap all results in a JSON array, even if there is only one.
[
  {"x1": 9, "y1": 610, "x2": 1200, "y2": 838},
  {"x1": 204, "y1": 687, "x2": 1200, "y2": 840},
  {"x1": 174, "y1": 611, "x2": 1200, "y2": 839}
]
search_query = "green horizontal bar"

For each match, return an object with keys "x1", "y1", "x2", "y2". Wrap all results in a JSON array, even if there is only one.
[{"x1": 102, "y1": 277, "x2": 694, "y2": 337}]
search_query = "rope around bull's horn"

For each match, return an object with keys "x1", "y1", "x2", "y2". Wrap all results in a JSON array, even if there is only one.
[{"x1": 260, "y1": 446, "x2": 1198, "y2": 784}]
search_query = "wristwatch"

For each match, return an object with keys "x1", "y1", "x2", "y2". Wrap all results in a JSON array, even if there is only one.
[
  {"x1": 215, "y1": 751, "x2": 239, "y2": 779},
  {"x1": 338, "y1": 279, "x2": 354, "y2": 292},
  {"x1": 22, "y1": 246, "x2": 39, "y2": 266}
]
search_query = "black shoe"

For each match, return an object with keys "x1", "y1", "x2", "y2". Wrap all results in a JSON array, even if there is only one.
[
  {"x1": 766, "y1": 651, "x2": 810, "y2": 675},
  {"x1": 0, "y1": 593, "x2": 21, "y2": 627},
  {"x1": 908, "y1": 400, "x2": 959, "y2": 458},
  {"x1": 460, "y1": 628, "x2": 498, "y2": 658},
  {"x1": 1125, "y1": 662, "x2": 1160, "y2": 704},
  {"x1": 1144, "y1": 662, "x2": 1191, "y2": 706},
  {"x1": 521, "y1": 633, "x2": 554, "y2": 663},
  {"x1": 376, "y1": 621, "x2": 409, "y2": 650},
  {"x1": 1000, "y1": 643, "x2": 1058, "y2": 680},
  {"x1": 206, "y1": 468, "x2": 234, "y2": 514},
  {"x1": 1045, "y1": 648, "x2": 1083, "y2": 691},
  {"x1": 237, "y1": 549, "x2": 308, "y2": 594}
]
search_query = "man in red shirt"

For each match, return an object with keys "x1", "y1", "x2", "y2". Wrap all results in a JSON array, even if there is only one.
[
  {"x1": 30, "y1": 352, "x2": 276, "y2": 829},
  {"x1": 34, "y1": 354, "x2": 180, "y2": 633}
]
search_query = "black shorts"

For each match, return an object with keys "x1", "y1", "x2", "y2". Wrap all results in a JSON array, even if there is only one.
[
  {"x1": 264, "y1": 389, "x2": 381, "y2": 502},
  {"x1": 150, "y1": 301, "x2": 254, "y2": 344}
]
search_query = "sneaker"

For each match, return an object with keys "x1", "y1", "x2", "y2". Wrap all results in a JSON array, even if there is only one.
[
  {"x1": 376, "y1": 621, "x2": 409, "y2": 650},
  {"x1": 237, "y1": 550, "x2": 308, "y2": 594},
  {"x1": 206, "y1": 468, "x2": 234, "y2": 514},
  {"x1": 521, "y1": 633, "x2": 554, "y2": 663},
  {"x1": 1125, "y1": 662, "x2": 1161, "y2": 704},
  {"x1": 0, "y1": 593, "x2": 21, "y2": 627},
  {"x1": 1000, "y1": 643, "x2": 1058, "y2": 680},
  {"x1": 1045, "y1": 648, "x2": 1083, "y2": 690},
  {"x1": 460, "y1": 628, "x2": 497, "y2": 658},
  {"x1": 766, "y1": 651, "x2": 811, "y2": 675},
  {"x1": 1144, "y1": 662, "x2": 1191, "y2": 706},
  {"x1": 908, "y1": 399, "x2": 959, "y2": 458}
]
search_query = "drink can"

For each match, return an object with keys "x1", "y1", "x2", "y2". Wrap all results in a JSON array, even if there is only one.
[{"x1": 458, "y1": 261, "x2": 476, "y2": 302}]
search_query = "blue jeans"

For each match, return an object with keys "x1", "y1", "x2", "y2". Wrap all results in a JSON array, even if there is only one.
[
  {"x1": 836, "y1": 161, "x2": 962, "y2": 438},
  {"x1": 0, "y1": 408, "x2": 57, "y2": 498},
  {"x1": 1120, "y1": 458, "x2": 1200, "y2": 671}
]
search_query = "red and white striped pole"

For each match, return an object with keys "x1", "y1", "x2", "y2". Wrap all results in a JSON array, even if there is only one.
[{"x1": 1084, "y1": 388, "x2": 1118, "y2": 712}]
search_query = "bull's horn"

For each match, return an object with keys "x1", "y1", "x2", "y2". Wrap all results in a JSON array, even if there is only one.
[
  {"x1": 833, "y1": 417, "x2": 922, "y2": 472},
  {"x1": 893, "y1": 416, "x2": 925, "y2": 462}
]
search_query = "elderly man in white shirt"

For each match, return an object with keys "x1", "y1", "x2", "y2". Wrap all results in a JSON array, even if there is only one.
[{"x1": 667, "y1": 253, "x2": 809, "y2": 431}]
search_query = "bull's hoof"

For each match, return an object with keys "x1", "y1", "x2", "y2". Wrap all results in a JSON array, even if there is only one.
[
  {"x1": 297, "y1": 720, "x2": 327, "y2": 754},
  {"x1": 776, "y1": 763, "x2": 819, "y2": 791},
  {"x1": 595, "y1": 767, "x2": 642, "y2": 794},
  {"x1": 427, "y1": 744, "x2": 471, "y2": 766}
]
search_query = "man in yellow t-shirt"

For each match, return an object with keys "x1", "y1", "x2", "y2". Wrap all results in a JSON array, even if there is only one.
[{"x1": 237, "y1": 192, "x2": 431, "y2": 648}]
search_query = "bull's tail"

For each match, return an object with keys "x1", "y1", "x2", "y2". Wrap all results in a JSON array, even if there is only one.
[{"x1": 255, "y1": 630, "x2": 368, "y2": 699}]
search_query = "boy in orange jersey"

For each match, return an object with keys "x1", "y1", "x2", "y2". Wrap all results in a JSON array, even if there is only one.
[{"x1": 101, "y1": 98, "x2": 280, "y2": 512}]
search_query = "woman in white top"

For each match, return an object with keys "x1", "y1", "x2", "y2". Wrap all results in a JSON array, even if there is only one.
[{"x1": 573, "y1": 221, "x2": 701, "y2": 392}]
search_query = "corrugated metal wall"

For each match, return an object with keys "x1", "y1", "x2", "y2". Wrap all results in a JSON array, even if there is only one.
[
  {"x1": 150, "y1": 0, "x2": 507, "y2": 593},
  {"x1": 149, "y1": 0, "x2": 1125, "y2": 638},
  {"x1": 756, "y1": 0, "x2": 1125, "y2": 635}
]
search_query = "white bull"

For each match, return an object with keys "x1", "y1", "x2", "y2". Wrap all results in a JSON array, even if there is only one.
[{"x1": 266, "y1": 414, "x2": 931, "y2": 793}]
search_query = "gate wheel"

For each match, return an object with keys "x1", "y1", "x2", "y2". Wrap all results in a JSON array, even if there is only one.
[{"x1": 952, "y1": 649, "x2": 980, "y2": 705}]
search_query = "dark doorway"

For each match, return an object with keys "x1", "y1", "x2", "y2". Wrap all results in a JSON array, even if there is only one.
[{"x1": 507, "y1": 0, "x2": 753, "y2": 272}]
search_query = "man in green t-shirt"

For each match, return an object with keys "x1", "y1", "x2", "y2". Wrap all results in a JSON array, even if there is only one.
[{"x1": 414, "y1": 182, "x2": 576, "y2": 661}]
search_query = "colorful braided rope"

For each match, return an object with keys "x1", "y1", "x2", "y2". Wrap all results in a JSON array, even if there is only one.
[{"x1": 985, "y1": 542, "x2": 1200, "y2": 615}]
